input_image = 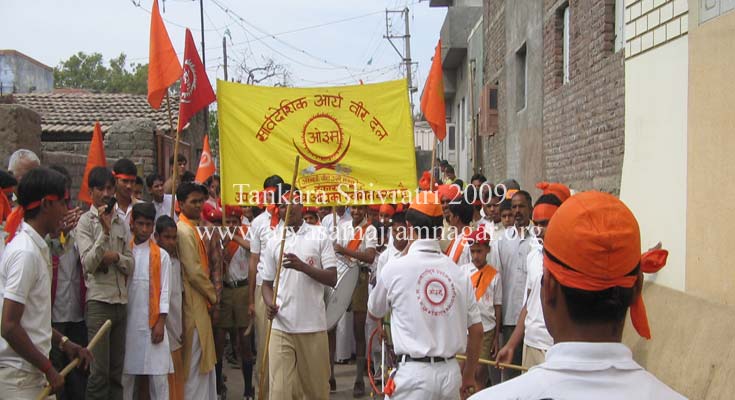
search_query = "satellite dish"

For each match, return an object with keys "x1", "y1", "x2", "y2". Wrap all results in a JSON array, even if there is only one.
[{"x1": 325, "y1": 257, "x2": 359, "y2": 330}]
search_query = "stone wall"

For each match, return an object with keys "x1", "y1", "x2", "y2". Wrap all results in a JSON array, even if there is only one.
[
  {"x1": 542, "y1": 0, "x2": 626, "y2": 193},
  {"x1": 0, "y1": 104, "x2": 42, "y2": 170},
  {"x1": 480, "y1": 0, "x2": 508, "y2": 183}
]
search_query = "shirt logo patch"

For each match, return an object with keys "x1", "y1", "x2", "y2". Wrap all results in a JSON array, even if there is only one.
[{"x1": 416, "y1": 268, "x2": 456, "y2": 317}]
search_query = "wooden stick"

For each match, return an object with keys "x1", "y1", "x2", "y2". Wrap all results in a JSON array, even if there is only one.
[
  {"x1": 166, "y1": 92, "x2": 181, "y2": 218},
  {"x1": 429, "y1": 136, "x2": 437, "y2": 189},
  {"x1": 455, "y1": 354, "x2": 529, "y2": 372},
  {"x1": 257, "y1": 155, "x2": 300, "y2": 396},
  {"x1": 37, "y1": 320, "x2": 113, "y2": 400}
]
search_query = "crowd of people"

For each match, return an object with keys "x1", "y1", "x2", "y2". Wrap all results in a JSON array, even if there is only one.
[{"x1": 0, "y1": 148, "x2": 687, "y2": 400}]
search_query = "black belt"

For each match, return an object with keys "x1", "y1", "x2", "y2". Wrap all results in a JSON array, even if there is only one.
[
  {"x1": 223, "y1": 279, "x2": 248, "y2": 288},
  {"x1": 398, "y1": 354, "x2": 455, "y2": 363}
]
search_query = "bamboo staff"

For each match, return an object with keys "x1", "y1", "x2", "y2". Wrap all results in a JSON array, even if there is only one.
[
  {"x1": 455, "y1": 354, "x2": 528, "y2": 372},
  {"x1": 429, "y1": 136, "x2": 437, "y2": 189},
  {"x1": 165, "y1": 92, "x2": 181, "y2": 218},
  {"x1": 257, "y1": 155, "x2": 300, "y2": 396},
  {"x1": 37, "y1": 320, "x2": 113, "y2": 400}
]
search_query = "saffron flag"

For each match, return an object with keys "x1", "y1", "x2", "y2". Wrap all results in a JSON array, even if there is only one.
[
  {"x1": 79, "y1": 122, "x2": 107, "y2": 204},
  {"x1": 195, "y1": 135, "x2": 215, "y2": 183},
  {"x1": 178, "y1": 28, "x2": 216, "y2": 133},
  {"x1": 218, "y1": 79, "x2": 417, "y2": 206},
  {"x1": 420, "y1": 39, "x2": 446, "y2": 141},
  {"x1": 147, "y1": 0, "x2": 182, "y2": 109}
]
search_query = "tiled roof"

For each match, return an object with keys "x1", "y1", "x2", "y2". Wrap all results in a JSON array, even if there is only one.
[{"x1": 13, "y1": 92, "x2": 178, "y2": 134}]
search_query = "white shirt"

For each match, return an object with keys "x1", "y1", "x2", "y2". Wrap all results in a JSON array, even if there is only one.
[
  {"x1": 523, "y1": 245, "x2": 553, "y2": 350},
  {"x1": 373, "y1": 242, "x2": 404, "y2": 286},
  {"x1": 445, "y1": 228, "x2": 471, "y2": 266},
  {"x1": 124, "y1": 240, "x2": 173, "y2": 375},
  {"x1": 261, "y1": 223, "x2": 337, "y2": 333},
  {"x1": 114, "y1": 200, "x2": 134, "y2": 239},
  {"x1": 52, "y1": 234, "x2": 84, "y2": 323},
  {"x1": 336, "y1": 219, "x2": 377, "y2": 269},
  {"x1": 489, "y1": 226, "x2": 534, "y2": 325},
  {"x1": 153, "y1": 194, "x2": 176, "y2": 222},
  {"x1": 469, "y1": 342, "x2": 687, "y2": 400},
  {"x1": 321, "y1": 211, "x2": 352, "y2": 241},
  {"x1": 227, "y1": 246, "x2": 249, "y2": 282},
  {"x1": 461, "y1": 263, "x2": 502, "y2": 332},
  {"x1": 368, "y1": 239, "x2": 481, "y2": 358},
  {"x1": 166, "y1": 256, "x2": 183, "y2": 351},
  {"x1": 477, "y1": 218, "x2": 504, "y2": 242},
  {"x1": 0, "y1": 223, "x2": 52, "y2": 372},
  {"x1": 249, "y1": 210, "x2": 277, "y2": 286}
]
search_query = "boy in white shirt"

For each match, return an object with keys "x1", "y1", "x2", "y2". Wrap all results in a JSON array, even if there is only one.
[
  {"x1": 122, "y1": 203, "x2": 173, "y2": 399},
  {"x1": 461, "y1": 226, "x2": 502, "y2": 389}
]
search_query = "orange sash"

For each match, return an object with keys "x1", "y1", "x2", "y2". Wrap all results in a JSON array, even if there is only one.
[
  {"x1": 346, "y1": 222, "x2": 368, "y2": 252},
  {"x1": 471, "y1": 265, "x2": 497, "y2": 300},
  {"x1": 225, "y1": 225, "x2": 249, "y2": 261},
  {"x1": 179, "y1": 214, "x2": 209, "y2": 277},
  {"x1": 445, "y1": 234, "x2": 468, "y2": 264},
  {"x1": 130, "y1": 239, "x2": 163, "y2": 328}
]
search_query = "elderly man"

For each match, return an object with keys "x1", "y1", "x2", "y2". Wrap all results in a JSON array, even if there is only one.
[{"x1": 7, "y1": 149, "x2": 41, "y2": 183}]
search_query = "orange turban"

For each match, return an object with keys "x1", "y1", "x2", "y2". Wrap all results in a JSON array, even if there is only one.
[
  {"x1": 409, "y1": 191, "x2": 442, "y2": 217},
  {"x1": 536, "y1": 182, "x2": 571, "y2": 203},
  {"x1": 201, "y1": 202, "x2": 222, "y2": 223},
  {"x1": 418, "y1": 171, "x2": 432, "y2": 191},
  {"x1": 368, "y1": 205, "x2": 381, "y2": 212},
  {"x1": 437, "y1": 184, "x2": 460, "y2": 202},
  {"x1": 543, "y1": 191, "x2": 668, "y2": 339},
  {"x1": 379, "y1": 204, "x2": 396, "y2": 216}
]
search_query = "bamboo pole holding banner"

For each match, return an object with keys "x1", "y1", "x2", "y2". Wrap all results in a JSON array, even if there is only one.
[
  {"x1": 429, "y1": 136, "x2": 437, "y2": 189},
  {"x1": 257, "y1": 155, "x2": 300, "y2": 396},
  {"x1": 37, "y1": 320, "x2": 113, "y2": 400},
  {"x1": 165, "y1": 92, "x2": 181, "y2": 218}
]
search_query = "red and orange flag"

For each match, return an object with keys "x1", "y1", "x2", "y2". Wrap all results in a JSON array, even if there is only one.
[
  {"x1": 195, "y1": 135, "x2": 215, "y2": 183},
  {"x1": 79, "y1": 122, "x2": 107, "y2": 204},
  {"x1": 420, "y1": 39, "x2": 446, "y2": 141},
  {"x1": 178, "y1": 28, "x2": 216, "y2": 133},
  {"x1": 147, "y1": 0, "x2": 182, "y2": 109}
]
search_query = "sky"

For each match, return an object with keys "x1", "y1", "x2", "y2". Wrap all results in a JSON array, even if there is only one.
[{"x1": 2, "y1": 0, "x2": 446, "y2": 109}]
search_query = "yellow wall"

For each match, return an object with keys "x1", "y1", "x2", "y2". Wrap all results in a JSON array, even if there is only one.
[
  {"x1": 686, "y1": 8, "x2": 735, "y2": 305},
  {"x1": 621, "y1": 36, "x2": 689, "y2": 292}
]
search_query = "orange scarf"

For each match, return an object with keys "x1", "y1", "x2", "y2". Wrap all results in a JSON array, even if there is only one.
[
  {"x1": 0, "y1": 190, "x2": 11, "y2": 223},
  {"x1": 225, "y1": 225, "x2": 249, "y2": 261},
  {"x1": 179, "y1": 213, "x2": 209, "y2": 276},
  {"x1": 346, "y1": 222, "x2": 368, "y2": 252},
  {"x1": 130, "y1": 239, "x2": 163, "y2": 328},
  {"x1": 445, "y1": 230, "x2": 469, "y2": 264},
  {"x1": 471, "y1": 265, "x2": 497, "y2": 300}
]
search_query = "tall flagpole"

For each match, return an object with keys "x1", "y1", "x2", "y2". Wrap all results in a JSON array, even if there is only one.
[{"x1": 167, "y1": 92, "x2": 181, "y2": 217}]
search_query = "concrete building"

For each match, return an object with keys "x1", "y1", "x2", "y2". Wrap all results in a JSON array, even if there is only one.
[
  {"x1": 431, "y1": 0, "x2": 483, "y2": 183},
  {"x1": 0, "y1": 50, "x2": 54, "y2": 94}
]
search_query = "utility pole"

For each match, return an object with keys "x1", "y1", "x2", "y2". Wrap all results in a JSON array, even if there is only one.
[
  {"x1": 384, "y1": 7, "x2": 416, "y2": 113},
  {"x1": 199, "y1": 0, "x2": 206, "y2": 69},
  {"x1": 223, "y1": 35, "x2": 228, "y2": 81}
]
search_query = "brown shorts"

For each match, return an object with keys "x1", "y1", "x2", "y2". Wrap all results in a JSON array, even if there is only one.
[
  {"x1": 350, "y1": 269, "x2": 370, "y2": 313},
  {"x1": 479, "y1": 329, "x2": 497, "y2": 360},
  {"x1": 216, "y1": 285, "x2": 250, "y2": 329}
]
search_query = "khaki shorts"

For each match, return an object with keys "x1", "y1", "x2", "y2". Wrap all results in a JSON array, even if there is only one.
[
  {"x1": 479, "y1": 330, "x2": 497, "y2": 360},
  {"x1": 216, "y1": 285, "x2": 250, "y2": 329},
  {"x1": 350, "y1": 269, "x2": 370, "y2": 313}
]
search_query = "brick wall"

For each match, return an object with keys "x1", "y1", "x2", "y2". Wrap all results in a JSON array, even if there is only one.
[
  {"x1": 480, "y1": 0, "x2": 507, "y2": 184},
  {"x1": 542, "y1": 0, "x2": 625, "y2": 193},
  {"x1": 624, "y1": 0, "x2": 688, "y2": 58}
]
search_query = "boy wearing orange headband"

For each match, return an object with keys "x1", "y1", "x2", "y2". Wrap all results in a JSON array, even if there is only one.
[
  {"x1": 471, "y1": 192, "x2": 685, "y2": 399},
  {"x1": 122, "y1": 203, "x2": 173, "y2": 399},
  {"x1": 0, "y1": 168, "x2": 93, "y2": 399},
  {"x1": 112, "y1": 159, "x2": 140, "y2": 238},
  {"x1": 368, "y1": 192, "x2": 483, "y2": 399},
  {"x1": 176, "y1": 182, "x2": 217, "y2": 400},
  {"x1": 496, "y1": 193, "x2": 562, "y2": 370},
  {"x1": 462, "y1": 226, "x2": 502, "y2": 389}
]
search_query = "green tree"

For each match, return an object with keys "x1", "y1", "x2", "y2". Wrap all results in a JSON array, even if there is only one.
[{"x1": 54, "y1": 52, "x2": 149, "y2": 94}]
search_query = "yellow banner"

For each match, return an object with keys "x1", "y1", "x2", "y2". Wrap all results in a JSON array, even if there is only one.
[{"x1": 217, "y1": 79, "x2": 417, "y2": 205}]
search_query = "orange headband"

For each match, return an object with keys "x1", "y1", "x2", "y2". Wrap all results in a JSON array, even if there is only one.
[
  {"x1": 409, "y1": 191, "x2": 443, "y2": 217},
  {"x1": 114, "y1": 173, "x2": 137, "y2": 181},
  {"x1": 532, "y1": 203, "x2": 558, "y2": 222},
  {"x1": 4, "y1": 194, "x2": 62, "y2": 244}
]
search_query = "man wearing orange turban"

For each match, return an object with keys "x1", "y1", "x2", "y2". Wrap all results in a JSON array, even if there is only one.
[
  {"x1": 368, "y1": 191, "x2": 483, "y2": 399},
  {"x1": 471, "y1": 192, "x2": 685, "y2": 399}
]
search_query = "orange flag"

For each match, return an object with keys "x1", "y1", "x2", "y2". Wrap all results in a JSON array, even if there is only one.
[
  {"x1": 79, "y1": 122, "x2": 107, "y2": 204},
  {"x1": 195, "y1": 135, "x2": 215, "y2": 183},
  {"x1": 147, "y1": 0, "x2": 182, "y2": 109},
  {"x1": 420, "y1": 39, "x2": 446, "y2": 141}
]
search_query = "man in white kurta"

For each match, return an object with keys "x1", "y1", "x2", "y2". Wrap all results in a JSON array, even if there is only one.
[{"x1": 123, "y1": 207, "x2": 174, "y2": 400}]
